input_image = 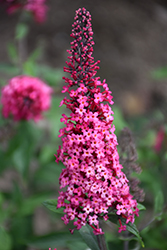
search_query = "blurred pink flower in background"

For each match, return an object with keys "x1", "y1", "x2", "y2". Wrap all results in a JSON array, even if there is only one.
[
  {"x1": 154, "y1": 126, "x2": 165, "y2": 153},
  {"x1": 0, "y1": 0, "x2": 48, "y2": 23},
  {"x1": 1, "y1": 75, "x2": 52, "y2": 122},
  {"x1": 24, "y1": 0, "x2": 48, "y2": 23}
]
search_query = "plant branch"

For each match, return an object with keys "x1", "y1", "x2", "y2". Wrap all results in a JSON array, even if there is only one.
[{"x1": 96, "y1": 221, "x2": 108, "y2": 250}]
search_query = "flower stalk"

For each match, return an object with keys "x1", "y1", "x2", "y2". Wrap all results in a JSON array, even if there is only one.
[{"x1": 96, "y1": 220, "x2": 108, "y2": 250}]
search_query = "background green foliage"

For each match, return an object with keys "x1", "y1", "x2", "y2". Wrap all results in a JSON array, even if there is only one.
[{"x1": 0, "y1": 8, "x2": 167, "y2": 250}]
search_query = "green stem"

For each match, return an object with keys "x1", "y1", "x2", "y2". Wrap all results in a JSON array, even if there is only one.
[
  {"x1": 96, "y1": 234, "x2": 108, "y2": 250},
  {"x1": 123, "y1": 231, "x2": 129, "y2": 250},
  {"x1": 96, "y1": 221, "x2": 108, "y2": 250},
  {"x1": 124, "y1": 240, "x2": 129, "y2": 250},
  {"x1": 15, "y1": 12, "x2": 29, "y2": 73}
]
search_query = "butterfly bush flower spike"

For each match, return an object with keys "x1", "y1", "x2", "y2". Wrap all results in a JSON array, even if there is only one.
[
  {"x1": 56, "y1": 8, "x2": 139, "y2": 235},
  {"x1": 1, "y1": 75, "x2": 52, "y2": 122}
]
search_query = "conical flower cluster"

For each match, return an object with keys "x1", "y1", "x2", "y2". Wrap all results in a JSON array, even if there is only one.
[{"x1": 56, "y1": 7, "x2": 139, "y2": 235}]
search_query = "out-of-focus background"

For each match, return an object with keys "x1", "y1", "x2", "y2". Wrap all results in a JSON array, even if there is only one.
[
  {"x1": 0, "y1": 1, "x2": 167, "y2": 250},
  {"x1": 0, "y1": 0, "x2": 167, "y2": 115}
]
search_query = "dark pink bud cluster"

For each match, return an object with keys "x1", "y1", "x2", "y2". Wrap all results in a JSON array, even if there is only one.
[
  {"x1": 56, "y1": 8, "x2": 139, "y2": 235},
  {"x1": 1, "y1": 75, "x2": 52, "y2": 122},
  {"x1": 0, "y1": 0, "x2": 47, "y2": 23},
  {"x1": 63, "y1": 7, "x2": 100, "y2": 86}
]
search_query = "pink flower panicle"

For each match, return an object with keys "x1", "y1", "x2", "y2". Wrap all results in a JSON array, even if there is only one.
[
  {"x1": 1, "y1": 75, "x2": 52, "y2": 122},
  {"x1": 0, "y1": 0, "x2": 47, "y2": 23},
  {"x1": 56, "y1": 8, "x2": 139, "y2": 235}
]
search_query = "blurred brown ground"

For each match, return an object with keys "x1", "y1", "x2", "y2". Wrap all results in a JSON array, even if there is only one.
[{"x1": 0, "y1": 0, "x2": 167, "y2": 116}]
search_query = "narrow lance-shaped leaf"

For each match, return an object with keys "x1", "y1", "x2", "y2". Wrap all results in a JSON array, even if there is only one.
[
  {"x1": 43, "y1": 199, "x2": 64, "y2": 214},
  {"x1": 79, "y1": 225, "x2": 100, "y2": 250},
  {"x1": 26, "y1": 231, "x2": 85, "y2": 249},
  {"x1": 137, "y1": 203, "x2": 146, "y2": 211},
  {"x1": 108, "y1": 214, "x2": 144, "y2": 247}
]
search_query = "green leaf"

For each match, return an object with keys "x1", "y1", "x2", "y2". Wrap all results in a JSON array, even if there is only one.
[
  {"x1": 28, "y1": 47, "x2": 42, "y2": 61},
  {"x1": 18, "y1": 194, "x2": 49, "y2": 216},
  {"x1": 34, "y1": 162, "x2": 62, "y2": 186},
  {"x1": 43, "y1": 199, "x2": 64, "y2": 214},
  {"x1": 45, "y1": 96, "x2": 66, "y2": 140},
  {"x1": 0, "y1": 63, "x2": 19, "y2": 75},
  {"x1": 67, "y1": 240, "x2": 88, "y2": 250},
  {"x1": 164, "y1": 152, "x2": 167, "y2": 161},
  {"x1": 137, "y1": 203, "x2": 146, "y2": 211},
  {"x1": 7, "y1": 122, "x2": 41, "y2": 179},
  {"x1": 23, "y1": 60, "x2": 36, "y2": 76},
  {"x1": 121, "y1": 219, "x2": 144, "y2": 248},
  {"x1": 12, "y1": 144, "x2": 28, "y2": 176},
  {"x1": 11, "y1": 182, "x2": 23, "y2": 206},
  {"x1": 7, "y1": 43, "x2": 18, "y2": 63},
  {"x1": 108, "y1": 214, "x2": 144, "y2": 247},
  {"x1": 0, "y1": 227, "x2": 12, "y2": 250},
  {"x1": 35, "y1": 65, "x2": 63, "y2": 86},
  {"x1": 0, "y1": 148, "x2": 11, "y2": 174},
  {"x1": 0, "y1": 193, "x2": 10, "y2": 224},
  {"x1": 108, "y1": 213, "x2": 118, "y2": 224},
  {"x1": 15, "y1": 23, "x2": 29, "y2": 40},
  {"x1": 112, "y1": 106, "x2": 127, "y2": 136},
  {"x1": 0, "y1": 193, "x2": 3, "y2": 206},
  {"x1": 39, "y1": 144, "x2": 55, "y2": 164},
  {"x1": 79, "y1": 224, "x2": 100, "y2": 250},
  {"x1": 22, "y1": 47, "x2": 42, "y2": 75},
  {"x1": 27, "y1": 231, "x2": 83, "y2": 249},
  {"x1": 151, "y1": 67, "x2": 167, "y2": 79},
  {"x1": 10, "y1": 215, "x2": 33, "y2": 248},
  {"x1": 11, "y1": 137, "x2": 33, "y2": 178},
  {"x1": 154, "y1": 190, "x2": 164, "y2": 219}
]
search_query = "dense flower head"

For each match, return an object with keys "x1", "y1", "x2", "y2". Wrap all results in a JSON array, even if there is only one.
[
  {"x1": 56, "y1": 7, "x2": 139, "y2": 235},
  {"x1": 1, "y1": 75, "x2": 52, "y2": 121},
  {"x1": 0, "y1": 0, "x2": 47, "y2": 23}
]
